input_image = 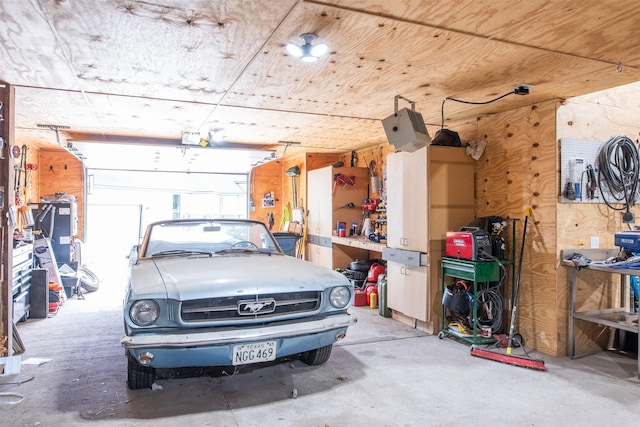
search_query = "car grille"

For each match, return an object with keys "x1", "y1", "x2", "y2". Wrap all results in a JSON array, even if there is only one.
[{"x1": 180, "y1": 291, "x2": 322, "y2": 322}]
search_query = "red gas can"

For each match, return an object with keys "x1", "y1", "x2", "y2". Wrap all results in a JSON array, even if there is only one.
[
  {"x1": 367, "y1": 263, "x2": 386, "y2": 283},
  {"x1": 354, "y1": 288, "x2": 368, "y2": 306}
]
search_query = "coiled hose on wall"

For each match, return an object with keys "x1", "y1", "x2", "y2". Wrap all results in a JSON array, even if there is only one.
[{"x1": 596, "y1": 135, "x2": 640, "y2": 216}]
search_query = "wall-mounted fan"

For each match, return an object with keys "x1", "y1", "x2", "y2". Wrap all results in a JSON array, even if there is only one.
[{"x1": 465, "y1": 140, "x2": 487, "y2": 160}]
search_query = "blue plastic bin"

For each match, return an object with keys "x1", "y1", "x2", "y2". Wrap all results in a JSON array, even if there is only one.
[{"x1": 273, "y1": 232, "x2": 302, "y2": 256}]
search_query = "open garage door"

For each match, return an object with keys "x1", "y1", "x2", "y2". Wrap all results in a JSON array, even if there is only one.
[{"x1": 83, "y1": 168, "x2": 249, "y2": 291}]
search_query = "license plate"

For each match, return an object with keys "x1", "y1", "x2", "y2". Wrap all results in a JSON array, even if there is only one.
[{"x1": 232, "y1": 341, "x2": 276, "y2": 366}]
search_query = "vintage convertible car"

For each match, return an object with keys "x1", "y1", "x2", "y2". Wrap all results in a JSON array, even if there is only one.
[{"x1": 121, "y1": 218, "x2": 356, "y2": 389}]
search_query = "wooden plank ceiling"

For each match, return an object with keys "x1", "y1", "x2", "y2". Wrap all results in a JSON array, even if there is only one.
[{"x1": 1, "y1": 0, "x2": 640, "y2": 171}]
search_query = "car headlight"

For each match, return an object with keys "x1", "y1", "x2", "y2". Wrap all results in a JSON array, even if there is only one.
[
  {"x1": 130, "y1": 300, "x2": 160, "y2": 326},
  {"x1": 329, "y1": 286, "x2": 351, "y2": 308}
]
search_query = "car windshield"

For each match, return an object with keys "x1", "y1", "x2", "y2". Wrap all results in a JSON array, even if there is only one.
[{"x1": 142, "y1": 219, "x2": 281, "y2": 257}]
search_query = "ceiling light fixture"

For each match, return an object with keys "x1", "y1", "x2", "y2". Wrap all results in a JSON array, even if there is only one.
[{"x1": 286, "y1": 33, "x2": 329, "y2": 63}]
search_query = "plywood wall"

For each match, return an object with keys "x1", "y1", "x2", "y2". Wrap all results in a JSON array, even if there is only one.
[
  {"x1": 248, "y1": 159, "x2": 283, "y2": 230},
  {"x1": 474, "y1": 100, "x2": 560, "y2": 355},
  {"x1": 37, "y1": 150, "x2": 85, "y2": 241},
  {"x1": 467, "y1": 84, "x2": 640, "y2": 357},
  {"x1": 208, "y1": 86, "x2": 640, "y2": 358},
  {"x1": 249, "y1": 152, "x2": 343, "y2": 232},
  {"x1": 555, "y1": 82, "x2": 640, "y2": 355}
]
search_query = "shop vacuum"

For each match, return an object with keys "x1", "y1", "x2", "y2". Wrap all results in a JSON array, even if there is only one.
[{"x1": 470, "y1": 209, "x2": 547, "y2": 371}]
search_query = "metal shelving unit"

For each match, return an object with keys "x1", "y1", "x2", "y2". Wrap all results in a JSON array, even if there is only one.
[{"x1": 563, "y1": 248, "x2": 640, "y2": 379}]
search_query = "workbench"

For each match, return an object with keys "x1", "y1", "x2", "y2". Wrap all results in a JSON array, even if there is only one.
[
  {"x1": 562, "y1": 249, "x2": 640, "y2": 379},
  {"x1": 331, "y1": 235, "x2": 386, "y2": 253}
]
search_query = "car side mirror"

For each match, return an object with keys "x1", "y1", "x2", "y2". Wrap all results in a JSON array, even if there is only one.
[{"x1": 128, "y1": 245, "x2": 140, "y2": 264}]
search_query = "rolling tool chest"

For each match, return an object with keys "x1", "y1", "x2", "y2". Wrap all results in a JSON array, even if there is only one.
[
  {"x1": 12, "y1": 243, "x2": 34, "y2": 323},
  {"x1": 439, "y1": 257, "x2": 501, "y2": 345},
  {"x1": 439, "y1": 218, "x2": 518, "y2": 345}
]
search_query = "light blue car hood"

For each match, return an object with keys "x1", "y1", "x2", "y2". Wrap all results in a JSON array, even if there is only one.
[{"x1": 129, "y1": 254, "x2": 350, "y2": 301}]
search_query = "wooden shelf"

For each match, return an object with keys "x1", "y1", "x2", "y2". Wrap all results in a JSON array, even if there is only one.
[
  {"x1": 331, "y1": 236, "x2": 386, "y2": 252},
  {"x1": 573, "y1": 308, "x2": 639, "y2": 333}
]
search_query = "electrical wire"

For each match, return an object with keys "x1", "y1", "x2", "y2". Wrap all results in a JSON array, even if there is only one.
[
  {"x1": 445, "y1": 250, "x2": 507, "y2": 333},
  {"x1": 440, "y1": 90, "x2": 518, "y2": 132},
  {"x1": 595, "y1": 135, "x2": 640, "y2": 214},
  {"x1": 474, "y1": 250, "x2": 507, "y2": 332},
  {"x1": 476, "y1": 285, "x2": 504, "y2": 332}
]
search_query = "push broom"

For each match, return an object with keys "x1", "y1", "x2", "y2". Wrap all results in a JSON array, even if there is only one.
[{"x1": 470, "y1": 208, "x2": 547, "y2": 371}]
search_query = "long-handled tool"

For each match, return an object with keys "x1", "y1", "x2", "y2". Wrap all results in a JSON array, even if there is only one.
[{"x1": 470, "y1": 208, "x2": 547, "y2": 371}]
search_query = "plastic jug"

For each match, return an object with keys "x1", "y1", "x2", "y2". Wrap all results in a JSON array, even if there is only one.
[
  {"x1": 369, "y1": 289, "x2": 378, "y2": 309},
  {"x1": 365, "y1": 283, "x2": 377, "y2": 305}
]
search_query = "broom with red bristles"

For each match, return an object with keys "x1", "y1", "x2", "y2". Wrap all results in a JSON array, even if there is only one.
[{"x1": 470, "y1": 208, "x2": 547, "y2": 371}]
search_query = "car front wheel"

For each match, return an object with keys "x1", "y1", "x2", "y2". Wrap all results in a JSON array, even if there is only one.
[
  {"x1": 299, "y1": 344, "x2": 333, "y2": 365},
  {"x1": 127, "y1": 353, "x2": 156, "y2": 389}
]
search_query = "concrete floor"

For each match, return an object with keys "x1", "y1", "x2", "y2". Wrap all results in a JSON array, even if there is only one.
[{"x1": 2, "y1": 277, "x2": 640, "y2": 427}]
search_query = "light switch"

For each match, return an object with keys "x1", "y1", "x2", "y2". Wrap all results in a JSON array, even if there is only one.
[{"x1": 590, "y1": 236, "x2": 599, "y2": 249}]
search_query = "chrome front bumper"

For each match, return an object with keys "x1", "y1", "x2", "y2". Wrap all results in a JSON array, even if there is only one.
[{"x1": 121, "y1": 313, "x2": 356, "y2": 349}]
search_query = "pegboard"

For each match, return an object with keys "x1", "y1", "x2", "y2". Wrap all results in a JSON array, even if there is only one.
[{"x1": 560, "y1": 137, "x2": 638, "y2": 204}]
